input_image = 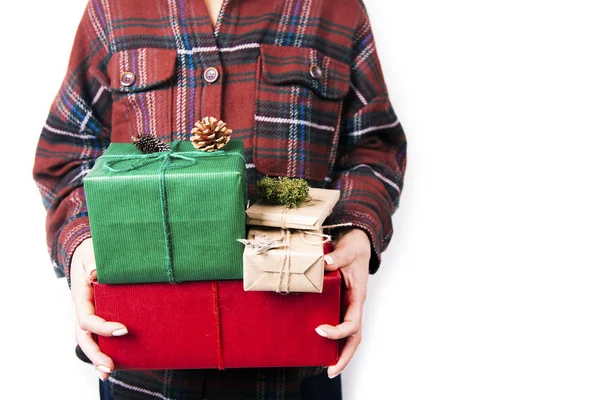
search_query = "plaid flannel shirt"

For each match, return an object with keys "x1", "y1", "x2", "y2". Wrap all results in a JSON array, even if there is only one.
[{"x1": 33, "y1": 0, "x2": 406, "y2": 398}]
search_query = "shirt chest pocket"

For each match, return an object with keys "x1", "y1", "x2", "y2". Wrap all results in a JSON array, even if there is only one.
[
  {"x1": 106, "y1": 48, "x2": 178, "y2": 143},
  {"x1": 253, "y1": 44, "x2": 350, "y2": 182}
]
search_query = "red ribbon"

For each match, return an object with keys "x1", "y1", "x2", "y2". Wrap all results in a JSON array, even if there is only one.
[{"x1": 211, "y1": 281, "x2": 225, "y2": 370}]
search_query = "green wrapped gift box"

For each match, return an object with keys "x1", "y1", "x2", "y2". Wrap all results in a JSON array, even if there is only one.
[{"x1": 83, "y1": 140, "x2": 247, "y2": 284}]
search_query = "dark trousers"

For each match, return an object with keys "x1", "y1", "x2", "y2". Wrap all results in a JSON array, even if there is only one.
[
  {"x1": 300, "y1": 371, "x2": 343, "y2": 400},
  {"x1": 99, "y1": 370, "x2": 342, "y2": 400}
]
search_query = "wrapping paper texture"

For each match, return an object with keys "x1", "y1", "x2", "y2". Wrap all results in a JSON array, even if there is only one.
[
  {"x1": 94, "y1": 272, "x2": 341, "y2": 370},
  {"x1": 83, "y1": 140, "x2": 247, "y2": 284}
]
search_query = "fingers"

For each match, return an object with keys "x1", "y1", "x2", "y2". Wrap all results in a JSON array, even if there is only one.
[
  {"x1": 71, "y1": 239, "x2": 128, "y2": 338},
  {"x1": 324, "y1": 229, "x2": 371, "y2": 272},
  {"x1": 327, "y1": 331, "x2": 362, "y2": 379},
  {"x1": 323, "y1": 287, "x2": 365, "y2": 378},
  {"x1": 317, "y1": 245, "x2": 369, "y2": 378},
  {"x1": 72, "y1": 271, "x2": 128, "y2": 337},
  {"x1": 76, "y1": 323, "x2": 115, "y2": 381},
  {"x1": 324, "y1": 247, "x2": 355, "y2": 272},
  {"x1": 79, "y1": 313, "x2": 128, "y2": 338},
  {"x1": 316, "y1": 291, "x2": 363, "y2": 340},
  {"x1": 71, "y1": 240, "x2": 123, "y2": 380}
]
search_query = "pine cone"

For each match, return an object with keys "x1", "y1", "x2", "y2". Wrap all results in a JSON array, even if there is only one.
[
  {"x1": 191, "y1": 117, "x2": 232, "y2": 152},
  {"x1": 132, "y1": 134, "x2": 170, "y2": 154}
]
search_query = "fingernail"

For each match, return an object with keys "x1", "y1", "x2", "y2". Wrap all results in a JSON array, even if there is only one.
[
  {"x1": 324, "y1": 255, "x2": 334, "y2": 265},
  {"x1": 95, "y1": 369, "x2": 107, "y2": 381},
  {"x1": 315, "y1": 327, "x2": 328, "y2": 338},
  {"x1": 328, "y1": 372, "x2": 341, "y2": 379},
  {"x1": 112, "y1": 328, "x2": 128, "y2": 337},
  {"x1": 97, "y1": 365, "x2": 112, "y2": 374}
]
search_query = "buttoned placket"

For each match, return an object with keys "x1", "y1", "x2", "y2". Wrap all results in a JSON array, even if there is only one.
[
  {"x1": 195, "y1": 1, "x2": 229, "y2": 133},
  {"x1": 167, "y1": 1, "x2": 229, "y2": 141}
]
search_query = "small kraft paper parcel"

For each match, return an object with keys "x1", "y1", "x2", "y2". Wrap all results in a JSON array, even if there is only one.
[
  {"x1": 245, "y1": 188, "x2": 340, "y2": 231},
  {"x1": 241, "y1": 228, "x2": 329, "y2": 293}
]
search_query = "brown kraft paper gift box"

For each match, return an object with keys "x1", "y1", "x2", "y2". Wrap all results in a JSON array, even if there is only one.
[
  {"x1": 245, "y1": 188, "x2": 340, "y2": 231},
  {"x1": 243, "y1": 227, "x2": 327, "y2": 293}
]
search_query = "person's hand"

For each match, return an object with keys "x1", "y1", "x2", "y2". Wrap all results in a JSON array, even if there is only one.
[
  {"x1": 71, "y1": 238, "x2": 128, "y2": 381},
  {"x1": 315, "y1": 228, "x2": 371, "y2": 379}
]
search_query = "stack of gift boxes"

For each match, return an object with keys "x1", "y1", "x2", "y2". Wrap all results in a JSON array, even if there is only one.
[{"x1": 83, "y1": 138, "x2": 342, "y2": 370}]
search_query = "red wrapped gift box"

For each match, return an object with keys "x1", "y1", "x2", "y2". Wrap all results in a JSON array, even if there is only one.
[{"x1": 94, "y1": 271, "x2": 341, "y2": 370}]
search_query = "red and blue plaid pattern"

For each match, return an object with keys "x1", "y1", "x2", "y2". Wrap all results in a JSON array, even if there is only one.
[{"x1": 33, "y1": 0, "x2": 406, "y2": 397}]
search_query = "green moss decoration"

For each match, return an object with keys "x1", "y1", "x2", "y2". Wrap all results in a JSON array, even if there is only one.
[{"x1": 256, "y1": 177, "x2": 310, "y2": 208}]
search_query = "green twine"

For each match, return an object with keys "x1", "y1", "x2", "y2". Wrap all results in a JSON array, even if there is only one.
[
  {"x1": 157, "y1": 153, "x2": 176, "y2": 283},
  {"x1": 101, "y1": 141, "x2": 246, "y2": 284}
]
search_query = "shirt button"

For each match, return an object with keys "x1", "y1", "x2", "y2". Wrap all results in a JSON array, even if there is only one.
[
  {"x1": 204, "y1": 67, "x2": 220, "y2": 83},
  {"x1": 309, "y1": 64, "x2": 322, "y2": 79},
  {"x1": 120, "y1": 71, "x2": 136, "y2": 87}
]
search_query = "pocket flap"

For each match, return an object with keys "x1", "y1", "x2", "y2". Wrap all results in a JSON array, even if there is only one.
[
  {"x1": 260, "y1": 44, "x2": 350, "y2": 100},
  {"x1": 106, "y1": 48, "x2": 177, "y2": 93}
]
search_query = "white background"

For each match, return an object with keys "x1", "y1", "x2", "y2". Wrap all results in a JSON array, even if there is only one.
[{"x1": 1, "y1": 0, "x2": 599, "y2": 399}]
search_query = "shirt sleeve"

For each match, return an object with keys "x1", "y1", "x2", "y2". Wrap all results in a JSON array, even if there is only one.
[
  {"x1": 327, "y1": 6, "x2": 407, "y2": 274},
  {"x1": 33, "y1": 1, "x2": 111, "y2": 283}
]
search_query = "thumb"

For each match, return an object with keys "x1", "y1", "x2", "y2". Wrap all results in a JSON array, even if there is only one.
[{"x1": 324, "y1": 244, "x2": 355, "y2": 272}]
